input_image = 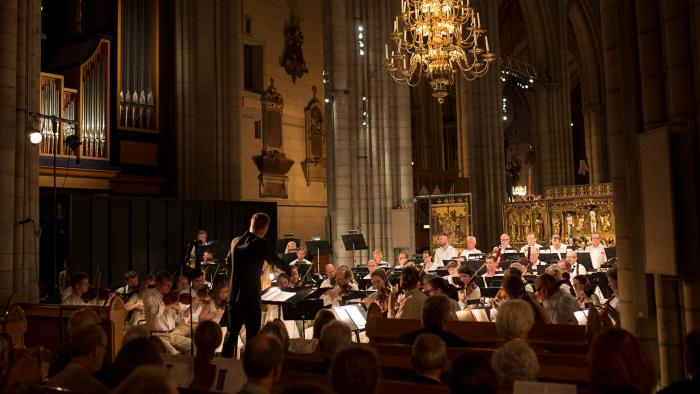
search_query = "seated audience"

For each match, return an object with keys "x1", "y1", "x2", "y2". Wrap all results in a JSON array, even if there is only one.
[
  {"x1": 659, "y1": 326, "x2": 700, "y2": 393},
  {"x1": 312, "y1": 309, "x2": 336, "y2": 339},
  {"x1": 388, "y1": 265, "x2": 427, "y2": 319},
  {"x1": 111, "y1": 365, "x2": 178, "y2": 394},
  {"x1": 190, "y1": 320, "x2": 223, "y2": 391},
  {"x1": 330, "y1": 346, "x2": 381, "y2": 394},
  {"x1": 110, "y1": 338, "x2": 162, "y2": 387},
  {"x1": 261, "y1": 319, "x2": 290, "y2": 352},
  {"x1": 495, "y1": 299, "x2": 534, "y2": 340},
  {"x1": 535, "y1": 273, "x2": 579, "y2": 324},
  {"x1": 48, "y1": 308, "x2": 100, "y2": 377},
  {"x1": 47, "y1": 324, "x2": 109, "y2": 394},
  {"x1": 399, "y1": 295, "x2": 467, "y2": 347},
  {"x1": 448, "y1": 352, "x2": 497, "y2": 394},
  {"x1": 491, "y1": 339, "x2": 540, "y2": 389},
  {"x1": 588, "y1": 328, "x2": 656, "y2": 394},
  {"x1": 315, "y1": 321, "x2": 352, "y2": 375},
  {"x1": 411, "y1": 333, "x2": 446, "y2": 384},
  {"x1": 240, "y1": 334, "x2": 285, "y2": 394}
]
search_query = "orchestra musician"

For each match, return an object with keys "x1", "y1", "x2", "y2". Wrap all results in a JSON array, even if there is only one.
[
  {"x1": 388, "y1": 266, "x2": 427, "y2": 319},
  {"x1": 323, "y1": 265, "x2": 359, "y2": 306},
  {"x1": 526, "y1": 247, "x2": 547, "y2": 275},
  {"x1": 548, "y1": 234, "x2": 568, "y2": 256},
  {"x1": 443, "y1": 260, "x2": 460, "y2": 285},
  {"x1": 572, "y1": 275, "x2": 603, "y2": 309},
  {"x1": 62, "y1": 271, "x2": 90, "y2": 306},
  {"x1": 289, "y1": 265, "x2": 304, "y2": 287},
  {"x1": 204, "y1": 279, "x2": 229, "y2": 327},
  {"x1": 361, "y1": 268, "x2": 390, "y2": 312},
  {"x1": 276, "y1": 273, "x2": 290, "y2": 288},
  {"x1": 586, "y1": 232, "x2": 607, "y2": 270},
  {"x1": 144, "y1": 270, "x2": 191, "y2": 354},
  {"x1": 396, "y1": 252, "x2": 409, "y2": 268},
  {"x1": 424, "y1": 277, "x2": 460, "y2": 313},
  {"x1": 498, "y1": 233, "x2": 516, "y2": 250},
  {"x1": 124, "y1": 274, "x2": 155, "y2": 327},
  {"x1": 363, "y1": 259, "x2": 379, "y2": 279},
  {"x1": 519, "y1": 232, "x2": 543, "y2": 253},
  {"x1": 433, "y1": 233, "x2": 457, "y2": 267},
  {"x1": 372, "y1": 250, "x2": 390, "y2": 267},
  {"x1": 480, "y1": 255, "x2": 502, "y2": 287},
  {"x1": 422, "y1": 250, "x2": 438, "y2": 272},
  {"x1": 186, "y1": 229, "x2": 210, "y2": 269},
  {"x1": 566, "y1": 250, "x2": 588, "y2": 278},
  {"x1": 320, "y1": 264, "x2": 336, "y2": 288},
  {"x1": 289, "y1": 246, "x2": 312, "y2": 267},
  {"x1": 457, "y1": 266, "x2": 481, "y2": 309},
  {"x1": 115, "y1": 270, "x2": 139, "y2": 297},
  {"x1": 459, "y1": 236, "x2": 482, "y2": 258},
  {"x1": 223, "y1": 213, "x2": 284, "y2": 358}
]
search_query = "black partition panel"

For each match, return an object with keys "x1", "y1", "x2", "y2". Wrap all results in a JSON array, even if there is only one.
[{"x1": 68, "y1": 195, "x2": 277, "y2": 286}]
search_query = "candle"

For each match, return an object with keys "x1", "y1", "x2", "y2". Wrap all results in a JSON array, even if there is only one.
[
  {"x1": 485, "y1": 36, "x2": 490, "y2": 52},
  {"x1": 477, "y1": 12, "x2": 481, "y2": 28},
  {"x1": 404, "y1": 30, "x2": 407, "y2": 42},
  {"x1": 403, "y1": 57, "x2": 406, "y2": 69},
  {"x1": 394, "y1": 18, "x2": 398, "y2": 32},
  {"x1": 402, "y1": 0, "x2": 406, "y2": 13},
  {"x1": 385, "y1": 43, "x2": 389, "y2": 59}
]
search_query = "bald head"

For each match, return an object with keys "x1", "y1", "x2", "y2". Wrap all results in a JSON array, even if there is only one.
[{"x1": 325, "y1": 264, "x2": 336, "y2": 279}]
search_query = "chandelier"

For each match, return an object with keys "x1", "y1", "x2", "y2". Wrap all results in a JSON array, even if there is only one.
[{"x1": 384, "y1": 0, "x2": 496, "y2": 103}]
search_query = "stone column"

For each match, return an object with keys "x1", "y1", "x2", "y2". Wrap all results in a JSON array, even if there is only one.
[
  {"x1": 582, "y1": 104, "x2": 606, "y2": 183},
  {"x1": 327, "y1": 0, "x2": 414, "y2": 266},
  {"x1": 0, "y1": 0, "x2": 41, "y2": 305},
  {"x1": 599, "y1": 0, "x2": 650, "y2": 336},
  {"x1": 175, "y1": 0, "x2": 242, "y2": 200},
  {"x1": 456, "y1": 0, "x2": 505, "y2": 245}
]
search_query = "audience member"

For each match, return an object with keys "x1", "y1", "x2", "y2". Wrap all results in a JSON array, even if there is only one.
[
  {"x1": 111, "y1": 365, "x2": 178, "y2": 394},
  {"x1": 491, "y1": 339, "x2": 540, "y2": 389},
  {"x1": 659, "y1": 326, "x2": 700, "y2": 393},
  {"x1": 399, "y1": 295, "x2": 467, "y2": 347},
  {"x1": 48, "y1": 308, "x2": 100, "y2": 377},
  {"x1": 588, "y1": 328, "x2": 656, "y2": 394},
  {"x1": 315, "y1": 321, "x2": 352, "y2": 375},
  {"x1": 312, "y1": 309, "x2": 336, "y2": 339},
  {"x1": 535, "y1": 273, "x2": 579, "y2": 324},
  {"x1": 496, "y1": 299, "x2": 534, "y2": 340},
  {"x1": 190, "y1": 320, "x2": 223, "y2": 391},
  {"x1": 240, "y1": 334, "x2": 285, "y2": 394},
  {"x1": 47, "y1": 324, "x2": 109, "y2": 394},
  {"x1": 330, "y1": 346, "x2": 381, "y2": 394},
  {"x1": 448, "y1": 352, "x2": 497, "y2": 394},
  {"x1": 411, "y1": 334, "x2": 446, "y2": 384},
  {"x1": 62, "y1": 271, "x2": 90, "y2": 305},
  {"x1": 110, "y1": 338, "x2": 162, "y2": 387},
  {"x1": 122, "y1": 325, "x2": 150, "y2": 344},
  {"x1": 261, "y1": 319, "x2": 290, "y2": 352}
]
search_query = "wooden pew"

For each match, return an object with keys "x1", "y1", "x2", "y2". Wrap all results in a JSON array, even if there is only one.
[
  {"x1": 7, "y1": 295, "x2": 126, "y2": 361},
  {"x1": 278, "y1": 370, "x2": 452, "y2": 394},
  {"x1": 1, "y1": 294, "x2": 28, "y2": 348},
  {"x1": 366, "y1": 316, "x2": 588, "y2": 354}
]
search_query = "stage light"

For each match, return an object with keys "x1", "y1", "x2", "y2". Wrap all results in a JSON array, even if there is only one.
[
  {"x1": 268, "y1": 272, "x2": 276, "y2": 281},
  {"x1": 28, "y1": 131, "x2": 42, "y2": 145}
]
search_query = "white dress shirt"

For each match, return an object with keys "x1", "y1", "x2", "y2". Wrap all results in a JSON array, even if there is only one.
[
  {"x1": 459, "y1": 249, "x2": 482, "y2": 258},
  {"x1": 548, "y1": 244, "x2": 569, "y2": 254},
  {"x1": 143, "y1": 288, "x2": 177, "y2": 332},
  {"x1": 289, "y1": 259, "x2": 312, "y2": 266},
  {"x1": 434, "y1": 245, "x2": 457, "y2": 266},
  {"x1": 320, "y1": 278, "x2": 335, "y2": 288},
  {"x1": 62, "y1": 291, "x2": 88, "y2": 306},
  {"x1": 570, "y1": 263, "x2": 588, "y2": 278},
  {"x1": 520, "y1": 243, "x2": 543, "y2": 253},
  {"x1": 586, "y1": 244, "x2": 607, "y2": 269}
]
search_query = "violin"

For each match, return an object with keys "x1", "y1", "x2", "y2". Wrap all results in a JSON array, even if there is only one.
[
  {"x1": 163, "y1": 290, "x2": 193, "y2": 305},
  {"x1": 81, "y1": 287, "x2": 112, "y2": 303}
]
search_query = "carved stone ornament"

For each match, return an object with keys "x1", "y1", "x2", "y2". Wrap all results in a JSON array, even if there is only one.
[
  {"x1": 279, "y1": 1, "x2": 309, "y2": 83},
  {"x1": 256, "y1": 79, "x2": 294, "y2": 198},
  {"x1": 301, "y1": 86, "x2": 326, "y2": 185}
]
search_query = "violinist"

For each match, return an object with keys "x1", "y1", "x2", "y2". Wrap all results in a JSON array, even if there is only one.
[
  {"x1": 480, "y1": 255, "x2": 502, "y2": 287},
  {"x1": 361, "y1": 268, "x2": 389, "y2": 311},
  {"x1": 372, "y1": 250, "x2": 390, "y2": 267},
  {"x1": 320, "y1": 264, "x2": 336, "y2": 288},
  {"x1": 442, "y1": 260, "x2": 460, "y2": 285},
  {"x1": 289, "y1": 265, "x2": 303, "y2": 288},
  {"x1": 363, "y1": 259, "x2": 379, "y2": 279},
  {"x1": 396, "y1": 252, "x2": 409, "y2": 268},
  {"x1": 323, "y1": 265, "x2": 358, "y2": 306},
  {"x1": 177, "y1": 269, "x2": 211, "y2": 334},
  {"x1": 424, "y1": 277, "x2": 460, "y2": 313},
  {"x1": 115, "y1": 270, "x2": 139, "y2": 298},
  {"x1": 276, "y1": 272, "x2": 290, "y2": 288},
  {"x1": 204, "y1": 279, "x2": 229, "y2": 327},
  {"x1": 125, "y1": 274, "x2": 155, "y2": 327},
  {"x1": 457, "y1": 266, "x2": 481, "y2": 309},
  {"x1": 422, "y1": 250, "x2": 438, "y2": 272},
  {"x1": 62, "y1": 271, "x2": 90, "y2": 306},
  {"x1": 388, "y1": 265, "x2": 427, "y2": 319},
  {"x1": 143, "y1": 270, "x2": 191, "y2": 354}
]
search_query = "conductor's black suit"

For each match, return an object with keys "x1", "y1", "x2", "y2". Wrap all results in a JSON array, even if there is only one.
[{"x1": 222, "y1": 231, "x2": 283, "y2": 357}]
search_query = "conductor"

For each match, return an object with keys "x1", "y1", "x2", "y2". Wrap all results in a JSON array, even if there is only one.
[{"x1": 222, "y1": 212, "x2": 284, "y2": 357}]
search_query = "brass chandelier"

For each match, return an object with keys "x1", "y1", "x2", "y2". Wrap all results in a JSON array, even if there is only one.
[{"x1": 384, "y1": 0, "x2": 496, "y2": 103}]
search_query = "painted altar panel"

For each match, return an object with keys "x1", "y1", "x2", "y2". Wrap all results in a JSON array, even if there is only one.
[
  {"x1": 503, "y1": 183, "x2": 616, "y2": 249},
  {"x1": 430, "y1": 197, "x2": 472, "y2": 250}
]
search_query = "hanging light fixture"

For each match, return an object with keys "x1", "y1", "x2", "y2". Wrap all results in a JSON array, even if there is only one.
[{"x1": 384, "y1": 0, "x2": 496, "y2": 103}]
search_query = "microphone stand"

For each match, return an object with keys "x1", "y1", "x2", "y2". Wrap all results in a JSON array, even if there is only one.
[{"x1": 189, "y1": 281, "x2": 195, "y2": 355}]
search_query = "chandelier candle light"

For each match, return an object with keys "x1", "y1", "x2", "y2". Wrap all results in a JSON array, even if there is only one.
[{"x1": 384, "y1": 0, "x2": 496, "y2": 103}]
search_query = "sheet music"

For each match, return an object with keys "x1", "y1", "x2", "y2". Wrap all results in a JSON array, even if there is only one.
[
  {"x1": 333, "y1": 305, "x2": 367, "y2": 330},
  {"x1": 261, "y1": 287, "x2": 296, "y2": 302},
  {"x1": 346, "y1": 306, "x2": 367, "y2": 330}
]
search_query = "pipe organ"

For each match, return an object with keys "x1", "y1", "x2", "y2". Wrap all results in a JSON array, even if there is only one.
[
  {"x1": 39, "y1": 39, "x2": 110, "y2": 160},
  {"x1": 80, "y1": 40, "x2": 110, "y2": 158},
  {"x1": 118, "y1": 0, "x2": 157, "y2": 131}
]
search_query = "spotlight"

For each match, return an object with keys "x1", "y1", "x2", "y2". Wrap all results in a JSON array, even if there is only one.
[
  {"x1": 28, "y1": 131, "x2": 42, "y2": 145},
  {"x1": 268, "y1": 272, "x2": 276, "y2": 281},
  {"x1": 324, "y1": 98, "x2": 330, "y2": 103}
]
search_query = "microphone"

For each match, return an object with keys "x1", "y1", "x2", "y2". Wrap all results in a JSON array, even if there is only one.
[{"x1": 19, "y1": 217, "x2": 34, "y2": 224}]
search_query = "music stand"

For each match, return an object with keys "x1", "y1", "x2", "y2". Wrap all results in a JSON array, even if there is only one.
[
  {"x1": 341, "y1": 233, "x2": 368, "y2": 267},
  {"x1": 306, "y1": 239, "x2": 331, "y2": 274}
]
